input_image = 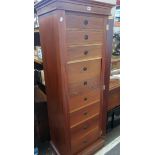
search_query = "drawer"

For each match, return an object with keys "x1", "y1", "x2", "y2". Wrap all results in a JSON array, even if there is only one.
[
  {"x1": 66, "y1": 30, "x2": 103, "y2": 45},
  {"x1": 111, "y1": 60, "x2": 120, "y2": 70},
  {"x1": 67, "y1": 59, "x2": 101, "y2": 84},
  {"x1": 67, "y1": 44, "x2": 102, "y2": 62},
  {"x1": 71, "y1": 115, "x2": 99, "y2": 141},
  {"x1": 69, "y1": 89, "x2": 100, "y2": 112},
  {"x1": 70, "y1": 102, "x2": 100, "y2": 127},
  {"x1": 71, "y1": 128, "x2": 100, "y2": 154},
  {"x1": 66, "y1": 14, "x2": 104, "y2": 30},
  {"x1": 69, "y1": 77, "x2": 100, "y2": 97}
]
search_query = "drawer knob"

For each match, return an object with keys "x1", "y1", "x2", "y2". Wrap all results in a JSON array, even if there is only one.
[
  {"x1": 84, "y1": 19, "x2": 88, "y2": 25},
  {"x1": 83, "y1": 140, "x2": 88, "y2": 144},
  {"x1": 84, "y1": 35, "x2": 88, "y2": 40},
  {"x1": 84, "y1": 50, "x2": 88, "y2": 55},
  {"x1": 83, "y1": 67, "x2": 87, "y2": 71},
  {"x1": 83, "y1": 124, "x2": 88, "y2": 130},
  {"x1": 83, "y1": 81, "x2": 87, "y2": 85},
  {"x1": 83, "y1": 112, "x2": 88, "y2": 115},
  {"x1": 84, "y1": 97, "x2": 87, "y2": 101}
]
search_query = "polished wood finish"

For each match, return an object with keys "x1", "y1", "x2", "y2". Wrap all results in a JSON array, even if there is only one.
[
  {"x1": 69, "y1": 88, "x2": 100, "y2": 111},
  {"x1": 66, "y1": 13, "x2": 104, "y2": 30},
  {"x1": 68, "y1": 59, "x2": 101, "y2": 83},
  {"x1": 77, "y1": 138, "x2": 105, "y2": 155},
  {"x1": 71, "y1": 128, "x2": 100, "y2": 154},
  {"x1": 67, "y1": 44, "x2": 102, "y2": 62},
  {"x1": 67, "y1": 30, "x2": 103, "y2": 45},
  {"x1": 68, "y1": 77, "x2": 100, "y2": 96},
  {"x1": 37, "y1": 11, "x2": 71, "y2": 155},
  {"x1": 70, "y1": 102, "x2": 100, "y2": 127},
  {"x1": 35, "y1": 0, "x2": 114, "y2": 154},
  {"x1": 70, "y1": 115, "x2": 99, "y2": 140},
  {"x1": 102, "y1": 18, "x2": 114, "y2": 135},
  {"x1": 35, "y1": 0, "x2": 113, "y2": 17}
]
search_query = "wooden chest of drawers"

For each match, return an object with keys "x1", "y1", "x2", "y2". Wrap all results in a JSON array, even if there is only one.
[{"x1": 35, "y1": 0, "x2": 114, "y2": 154}]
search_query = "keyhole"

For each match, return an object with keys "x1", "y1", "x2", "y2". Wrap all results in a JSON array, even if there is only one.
[
  {"x1": 84, "y1": 50, "x2": 88, "y2": 55},
  {"x1": 84, "y1": 81, "x2": 87, "y2": 85},
  {"x1": 83, "y1": 67, "x2": 87, "y2": 71},
  {"x1": 83, "y1": 125, "x2": 88, "y2": 130},
  {"x1": 84, "y1": 97, "x2": 87, "y2": 101},
  {"x1": 84, "y1": 19, "x2": 88, "y2": 25},
  {"x1": 83, "y1": 112, "x2": 88, "y2": 115},
  {"x1": 83, "y1": 140, "x2": 87, "y2": 144},
  {"x1": 84, "y1": 35, "x2": 88, "y2": 40}
]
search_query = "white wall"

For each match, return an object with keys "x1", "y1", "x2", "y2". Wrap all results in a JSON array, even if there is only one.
[
  {"x1": 94, "y1": 0, "x2": 116, "y2": 16},
  {"x1": 94, "y1": 0, "x2": 116, "y2": 5}
]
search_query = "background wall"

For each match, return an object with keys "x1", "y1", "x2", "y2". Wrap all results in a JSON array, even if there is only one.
[
  {"x1": 94, "y1": 0, "x2": 116, "y2": 4},
  {"x1": 94, "y1": 0, "x2": 116, "y2": 16}
]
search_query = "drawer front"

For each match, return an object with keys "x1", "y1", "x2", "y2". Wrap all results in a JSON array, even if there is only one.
[
  {"x1": 67, "y1": 44, "x2": 102, "y2": 62},
  {"x1": 69, "y1": 77, "x2": 100, "y2": 96},
  {"x1": 67, "y1": 59, "x2": 101, "y2": 84},
  {"x1": 67, "y1": 30, "x2": 103, "y2": 45},
  {"x1": 66, "y1": 14, "x2": 104, "y2": 30},
  {"x1": 71, "y1": 128, "x2": 100, "y2": 154},
  {"x1": 71, "y1": 115, "x2": 99, "y2": 140},
  {"x1": 69, "y1": 89, "x2": 100, "y2": 112},
  {"x1": 70, "y1": 102, "x2": 100, "y2": 127}
]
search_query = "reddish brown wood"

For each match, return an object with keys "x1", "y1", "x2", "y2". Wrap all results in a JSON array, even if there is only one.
[
  {"x1": 70, "y1": 102, "x2": 100, "y2": 127},
  {"x1": 66, "y1": 13, "x2": 104, "y2": 30},
  {"x1": 71, "y1": 128, "x2": 100, "y2": 154},
  {"x1": 67, "y1": 44, "x2": 102, "y2": 62},
  {"x1": 38, "y1": 10, "x2": 71, "y2": 155},
  {"x1": 67, "y1": 30, "x2": 103, "y2": 45},
  {"x1": 35, "y1": 0, "x2": 114, "y2": 17},
  {"x1": 77, "y1": 138, "x2": 105, "y2": 155},
  {"x1": 69, "y1": 88, "x2": 100, "y2": 111},
  {"x1": 67, "y1": 59, "x2": 101, "y2": 83},
  {"x1": 70, "y1": 115, "x2": 99, "y2": 140},
  {"x1": 35, "y1": 0, "x2": 114, "y2": 154},
  {"x1": 101, "y1": 18, "x2": 114, "y2": 135},
  {"x1": 68, "y1": 77, "x2": 101, "y2": 96}
]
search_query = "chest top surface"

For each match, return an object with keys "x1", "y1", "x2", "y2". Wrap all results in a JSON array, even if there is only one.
[{"x1": 35, "y1": 0, "x2": 115, "y2": 16}]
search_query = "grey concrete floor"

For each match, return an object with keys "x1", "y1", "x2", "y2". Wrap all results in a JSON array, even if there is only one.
[
  {"x1": 105, "y1": 143, "x2": 120, "y2": 155},
  {"x1": 96, "y1": 126, "x2": 120, "y2": 155},
  {"x1": 105, "y1": 126, "x2": 120, "y2": 145}
]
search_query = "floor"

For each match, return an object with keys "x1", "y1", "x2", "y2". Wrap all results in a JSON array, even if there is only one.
[
  {"x1": 38, "y1": 126, "x2": 120, "y2": 155},
  {"x1": 105, "y1": 143, "x2": 120, "y2": 155},
  {"x1": 95, "y1": 126, "x2": 120, "y2": 155}
]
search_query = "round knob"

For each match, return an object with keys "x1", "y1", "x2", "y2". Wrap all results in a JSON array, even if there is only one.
[
  {"x1": 83, "y1": 125, "x2": 88, "y2": 130},
  {"x1": 84, "y1": 50, "x2": 88, "y2": 55},
  {"x1": 83, "y1": 67, "x2": 87, "y2": 71},
  {"x1": 84, "y1": 35, "x2": 88, "y2": 40},
  {"x1": 84, "y1": 97, "x2": 87, "y2": 101},
  {"x1": 84, "y1": 19, "x2": 88, "y2": 25},
  {"x1": 83, "y1": 81, "x2": 87, "y2": 85},
  {"x1": 83, "y1": 140, "x2": 87, "y2": 144},
  {"x1": 83, "y1": 112, "x2": 88, "y2": 115}
]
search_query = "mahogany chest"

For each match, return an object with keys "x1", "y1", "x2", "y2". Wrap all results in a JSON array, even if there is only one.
[{"x1": 35, "y1": 0, "x2": 114, "y2": 154}]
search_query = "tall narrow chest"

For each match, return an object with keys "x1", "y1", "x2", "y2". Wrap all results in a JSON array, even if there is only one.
[{"x1": 35, "y1": 0, "x2": 114, "y2": 154}]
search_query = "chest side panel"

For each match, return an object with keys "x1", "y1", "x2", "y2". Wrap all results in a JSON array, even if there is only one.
[{"x1": 38, "y1": 11, "x2": 71, "y2": 155}]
